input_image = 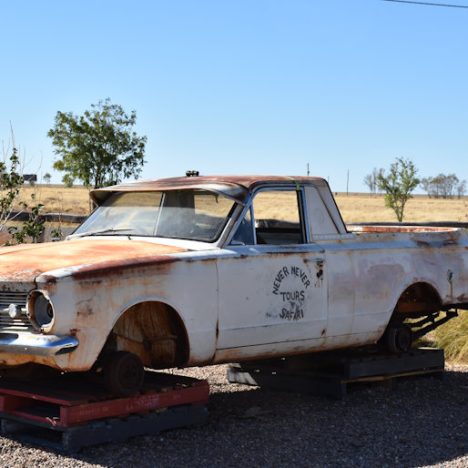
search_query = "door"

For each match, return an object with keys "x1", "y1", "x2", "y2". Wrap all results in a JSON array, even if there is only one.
[{"x1": 215, "y1": 187, "x2": 327, "y2": 360}]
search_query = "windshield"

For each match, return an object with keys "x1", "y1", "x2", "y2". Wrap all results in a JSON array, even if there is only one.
[{"x1": 73, "y1": 189, "x2": 236, "y2": 242}]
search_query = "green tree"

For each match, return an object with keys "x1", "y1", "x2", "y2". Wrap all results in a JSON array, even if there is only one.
[
  {"x1": 48, "y1": 99, "x2": 147, "y2": 188},
  {"x1": 377, "y1": 158, "x2": 420, "y2": 222}
]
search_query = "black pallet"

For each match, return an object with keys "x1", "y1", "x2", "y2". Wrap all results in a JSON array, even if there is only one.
[
  {"x1": 1, "y1": 404, "x2": 208, "y2": 453},
  {"x1": 227, "y1": 347, "x2": 444, "y2": 399}
]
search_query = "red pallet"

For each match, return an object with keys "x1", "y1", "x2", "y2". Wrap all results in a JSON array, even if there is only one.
[{"x1": 0, "y1": 372, "x2": 209, "y2": 428}]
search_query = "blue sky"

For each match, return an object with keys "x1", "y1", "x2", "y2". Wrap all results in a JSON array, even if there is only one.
[{"x1": 1, "y1": 0, "x2": 467, "y2": 191}]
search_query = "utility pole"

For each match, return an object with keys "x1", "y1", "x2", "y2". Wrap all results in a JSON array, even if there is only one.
[
  {"x1": 306, "y1": 163, "x2": 310, "y2": 176},
  {"x1": 346, "y1": 169, "x2": 350, "y2": 196}
]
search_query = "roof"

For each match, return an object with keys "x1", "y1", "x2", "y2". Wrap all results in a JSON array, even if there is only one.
[{"x1": 90, "y1": 175, "x2": 328, "y2": 205}]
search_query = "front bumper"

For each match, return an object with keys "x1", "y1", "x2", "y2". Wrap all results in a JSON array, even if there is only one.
[{"x1": 0, "y1": 332, "x2": 79, "y2": 356}]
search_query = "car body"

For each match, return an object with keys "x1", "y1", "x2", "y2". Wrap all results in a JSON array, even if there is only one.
[{"x1": 0, "y1": 175, "x2": 467, "y2": 390}]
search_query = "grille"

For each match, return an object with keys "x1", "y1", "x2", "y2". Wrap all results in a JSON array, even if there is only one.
[{"x1": 0, "y1": 290, "x2": 32, "y2": 331}]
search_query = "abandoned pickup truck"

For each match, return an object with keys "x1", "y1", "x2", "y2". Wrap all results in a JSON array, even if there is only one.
[{"x1": 0, "y1": 175, "x2": 467, "y2": 395}]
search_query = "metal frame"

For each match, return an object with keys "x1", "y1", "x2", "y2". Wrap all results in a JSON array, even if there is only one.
[{"x1": 225, "y1": 183, "x2": 310, "y2": 247}]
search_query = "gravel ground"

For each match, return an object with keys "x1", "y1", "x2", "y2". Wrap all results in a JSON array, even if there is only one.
[{"x1": 0, "y1": 363, "x2": 466, "y2": 468}]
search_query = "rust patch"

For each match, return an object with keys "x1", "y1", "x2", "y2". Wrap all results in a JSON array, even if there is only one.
[
  {"x1": 0, "y1": 239, "x2": 186, "y2": 283},
  {"x1": 71, "y1": 254, "x2": 179, "y2": 281},
  {"x1": 355, "y1": 226, "x2": 459, "y2": 234},
  {"x1": 395, "y1": 283, "x2": 441, "y2": 315},
  {"x1": 40, "y1": 274, "x2": 58, "y2": 285}
]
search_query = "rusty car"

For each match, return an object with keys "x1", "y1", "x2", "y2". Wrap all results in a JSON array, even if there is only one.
[{"x1": 0, "y1": 174, "x2": 467, "y2": 395}]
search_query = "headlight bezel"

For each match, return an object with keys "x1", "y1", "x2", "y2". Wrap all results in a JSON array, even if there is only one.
[{"x1": 27, "y1": 290, "x2": 55, "y2": 332}]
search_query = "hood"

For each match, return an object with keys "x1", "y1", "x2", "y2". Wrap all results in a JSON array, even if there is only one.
[{"x1": 0, "y1": 239, "x2": 187, "y2": 283}]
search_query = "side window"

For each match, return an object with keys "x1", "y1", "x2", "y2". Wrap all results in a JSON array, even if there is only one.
[{"x1": 253, "y1": 189, "x2": 304, "y2": 245}]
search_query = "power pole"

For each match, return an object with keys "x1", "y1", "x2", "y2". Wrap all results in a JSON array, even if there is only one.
[
  {"x1": 306, "y1": 163, "x2": 310, "y2": 176},
  {"x1": 346, "y1": 169, "x2": 350, "y2": 196}
]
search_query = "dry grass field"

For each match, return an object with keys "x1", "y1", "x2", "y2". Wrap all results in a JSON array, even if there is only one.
[
  {"x1": 17, "y1": 184, "x2": 92, "y2": 215},
  {"x1": 335, "y1": 192, "x2": 468, "y2": 224},
  {"x1": 14, "y1": 184, "x2": 468, "y2": 223}
]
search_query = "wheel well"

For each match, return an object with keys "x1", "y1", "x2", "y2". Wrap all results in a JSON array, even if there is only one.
[
  {"x1": 103, "y1": 301, "x2": 189, "y2": 368},
  {"x1": 394, "y1": 282, "x2": 442, "y2": 318}
]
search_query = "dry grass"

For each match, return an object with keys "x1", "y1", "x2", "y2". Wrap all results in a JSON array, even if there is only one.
[
  {"x1": 433, "y1": 313, "x2": 468, "y2": 363},
  {"x1": 16, "y1": 184, "x2": 92, "y2": 215},
  {"x1": 335, "y1": 193, "x2": 468, "y2": 224}
]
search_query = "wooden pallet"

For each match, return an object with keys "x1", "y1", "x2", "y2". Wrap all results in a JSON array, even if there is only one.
[
  {"x1": 0, "y1": 371, "x2": 209, "y2": 452},
  {"x1": 227, "y1": 347, "x2": 445, "y2": 399}
]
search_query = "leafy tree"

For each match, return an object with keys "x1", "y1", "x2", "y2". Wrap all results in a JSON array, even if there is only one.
[
  {"x1": 377, "y1": 158, "x2": 420, "y2": 222},
  {"x1": 48, "y1": 99, "x2": 147, "y2": 188},
  {"x1": 43, "y1": 172, "x2": 51, "y2": 184}
]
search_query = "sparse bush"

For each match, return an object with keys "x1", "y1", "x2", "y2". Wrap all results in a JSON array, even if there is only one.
[
  {"x1": 377, "y1": 158, "x2": 420, "y2": 222},
  {"x1": 7, "y1": 201, "x2": 45, "y2": 244},
  {"x1": 0, "y1": 147, "x2": 45, "y2": 244},
  {"x1": 50, "y1": 225, "x2": 63, "y2": 241}
]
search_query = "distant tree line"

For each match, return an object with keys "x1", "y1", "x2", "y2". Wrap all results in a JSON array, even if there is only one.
[
  {"x1": 365, "y1": 169, "x2": 466, "y2": 199},
  {"x1": 420, "y1": 174, "x2": 466, "y2": 199}
]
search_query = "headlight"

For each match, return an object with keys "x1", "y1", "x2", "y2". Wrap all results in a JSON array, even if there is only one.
[{"x1": 27, "y1": 291, "x2": 55, "y2": 331}]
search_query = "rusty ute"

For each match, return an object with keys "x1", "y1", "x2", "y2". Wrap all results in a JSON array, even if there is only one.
[{"x1": 0, "y1": 175, "x2": 467, "y2": 395}]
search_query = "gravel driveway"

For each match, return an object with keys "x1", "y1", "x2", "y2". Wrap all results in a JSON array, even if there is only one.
[{"x1": 0, "y1": 364, "x2": 466, "y2": 468}]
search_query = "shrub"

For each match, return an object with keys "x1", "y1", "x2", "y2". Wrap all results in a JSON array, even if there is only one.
[{"x1": 433, "y1": 312, "x2": 468, "y2": 363}]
